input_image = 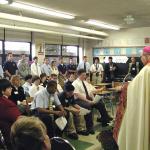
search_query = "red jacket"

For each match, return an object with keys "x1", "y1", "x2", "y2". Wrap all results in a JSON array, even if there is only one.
[{"x1": 0, "y1": 96, "x2": 21, "y2": 149}]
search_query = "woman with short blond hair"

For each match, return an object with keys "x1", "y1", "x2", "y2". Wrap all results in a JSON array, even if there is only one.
[{"x1": 11, "y1": 116, "x2": 51, "y2": 150}]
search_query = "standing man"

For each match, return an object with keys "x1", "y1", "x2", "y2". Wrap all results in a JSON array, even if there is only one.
[
  {"x1": 90, "y1": 57, "x2": 104, "y2": 84},
  {"x1": 117, "y1": 46, "x2": 150, "y2": 150},
  {"x1": 128, "y1": 57, "x2": 139, "y2": 78},
  {"x1": 3, "y1": 52, "x2": 18, "y2": 79},
  {"x1": 67, "y1": 58, "x2": 77, "y2": 74},
  {"x1": 17, "y1": 54, "x2": 30, "y2": 78},
  {"x1": 41, "y1": 58, "x2": 51, "y2": 77},
  {"x1": 104, "y1": 57, "x2": 117, "y2": 83},
  {"x1": 31, "y1": 56, "x2": 41, "y2": 76},
  {"x1": 77, "y1": 56, "x2": 90, "y2": 74}
]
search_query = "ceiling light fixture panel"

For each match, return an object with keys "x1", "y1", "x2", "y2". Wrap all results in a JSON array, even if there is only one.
[
  {"x1": 0, "y1": 0, "x2": 12, "y2": 4},
  {"x1": 0, "y1": 24, "x2": 103, "y2": 40},
  {"x1": 10, "y1": 2, "x2": 75, "y2": 19},
  {"x1": 0, "y1": 12, "x2": 108, "y2": 36},
  {"x1": 86, "y1": 19, "x2": 120, "y2": 30}
]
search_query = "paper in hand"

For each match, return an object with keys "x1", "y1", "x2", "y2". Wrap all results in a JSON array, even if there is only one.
[
  {"x1": 79, "y1": 107, "x2": 91, "y2": 115},
  {"x1": 93, "y1": 95, "x2": 101, "y2": 104},
  {"x1": 55, "y1": 117, "x2": 67, "y2": 131}
]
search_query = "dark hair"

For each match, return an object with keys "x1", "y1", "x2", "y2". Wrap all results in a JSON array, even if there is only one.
[
  {"x1": 33, "y1": 56, "x2": 38, "y2": 60},
  {"x1": 94, "y1": 57, "x2": 99, "y2": 62},
  {"x1": 7, "y1": 52, "x2": 13, "y2": 56},
  {"x1": 66, "y1": 72, "x2": 74, "y2": 78},
  {"x1": 40, "y1": 73, "x2": 47, "y2": 79},
  {"x1": 64, "y1": 84, "x2": 75, "y2": 92},
  {"x1": 83, "y1": 56, "x2": 87, "y2": 59},
  {"x1": 109, "y1": 57, "x2": 113, "y2": 60},
  {"x1": 77, "y1": 69, "x2": 86, "y2": 76},
  {"x1": 44, "y1": 58, "x2": 48, "y2": 61},
  {"x1": 47, "y1": 80, "x2": 57, "y2": 88},
  {"x1": 32, "y1": 76, "x2": 40, "y2": 83},
  {"x1": 51, "y1": 60, "x2": 55, "y2": 64},
  {"x1": 24, "y1": 75, "x2": 32, "y2": 81},
  {"x1": 0, "y1": 79, "x2": 12, "y2": 97}
]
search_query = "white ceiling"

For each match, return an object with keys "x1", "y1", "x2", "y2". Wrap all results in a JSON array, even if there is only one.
[{"x1": 0, "y1": 0, "x2": 150, "y2": 38}]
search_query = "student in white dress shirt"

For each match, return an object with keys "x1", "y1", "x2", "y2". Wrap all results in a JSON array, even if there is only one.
[
  {"x1": 31, "y1": 80, "x2": 66, "y2": 137},
  {"x1": 72, "y1": 69, "x2": 112, "y2": 130},
  {"x1": 90, "y1": 57, "x2": 104, "y2": 84},
  {"x1": 22, "y1": 74, "x2": 32, "y2": 97},
  {"x1": 31, "y1": 56, "x2": 41, "y2": 76},
  {"x1": 77, "y1": 56, "x2": 90, "y2": 74},
  {"x1": 29, "y1": 76, "x2": 44, "y2": 98}
]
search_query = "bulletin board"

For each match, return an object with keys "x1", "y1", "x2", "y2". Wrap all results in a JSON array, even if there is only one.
[{"x1": 93, "y1": 47, "x2": 143, "y2": 57}]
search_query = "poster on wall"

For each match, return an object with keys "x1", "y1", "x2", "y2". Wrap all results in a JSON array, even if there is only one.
[
  {"x1": 114, "y1": 48, "x2": 121, "y2": 55},
  {"x1": 126, "y1": 48, "x2": 132, "y2": 55},
  {"x1": 93, "y1": 48, "x2": 100, "y2": 56},
  {"x1": 103, "y1": 48, "x2": 110, "y2": 55},
  {"x1": 136, "y1": 48, "x2": 142, "y2": 55}
]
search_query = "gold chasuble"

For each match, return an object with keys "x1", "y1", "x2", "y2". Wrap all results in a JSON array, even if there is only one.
[{"x1": 118, "y1": 64, "x2": 150, "y2": 150}]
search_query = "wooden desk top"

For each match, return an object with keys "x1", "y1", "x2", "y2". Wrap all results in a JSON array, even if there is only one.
[
  {"x1": 95, "y1": 90, "x2": 113, "y2": 95},
  {"x1": 94, "y1": 83, "x2": 112, "y2": 86}
]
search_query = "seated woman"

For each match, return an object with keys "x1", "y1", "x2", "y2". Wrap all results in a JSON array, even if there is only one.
[
  {"x1": 0, "y1": 79, "x2": 21, "y2": 149},
  {"x1": 10, "y1": 116, "x2": 51, "y2": 150}
]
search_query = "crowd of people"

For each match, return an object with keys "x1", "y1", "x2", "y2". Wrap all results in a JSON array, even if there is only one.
[
  {"x1": 0, "y1": 52, "x2": 114, "y2": 150},
  {"x1": 0, "y1": 49, "x2": 148, "y2": 150}
]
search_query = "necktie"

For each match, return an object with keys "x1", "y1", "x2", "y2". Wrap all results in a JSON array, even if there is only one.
[
  {"x1": 82, "y1": 81, "x2": 92, "y2": 100},
  {"x1": 84, "y1": 63, "x2": 86, "y2": 72},
  {"x1": 96, "y1": 64, "x2": 98, "y2": 70},
  {"x1": 48, "y1": 96, "x2": 53, "y2": 111},
  {"x1": 37, "y1": 86, "x2": 39, "y2": 91}
]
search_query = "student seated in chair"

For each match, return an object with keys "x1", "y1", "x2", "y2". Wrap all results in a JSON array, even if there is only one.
[
  {"x1": 58, "y1": 84, "x2": 89, "y2": 139},
  {"x1": 31, "y1": 80, "x2": 66, "y2": 137}
]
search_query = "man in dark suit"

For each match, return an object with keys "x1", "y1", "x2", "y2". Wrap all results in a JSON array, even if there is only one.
[{"x1": 104, "y1": 57, "x2": 117, "y2": 83}]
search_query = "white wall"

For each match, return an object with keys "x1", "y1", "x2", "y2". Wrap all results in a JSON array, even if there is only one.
[
  {"x1": 102, "y1": 27, "x2": 150, "y2": 47},
  {"x1": 84, "y1": 27, "x2": 150, "y2": 64}
]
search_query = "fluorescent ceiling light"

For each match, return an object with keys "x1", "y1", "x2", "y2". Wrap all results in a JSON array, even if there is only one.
[
  {"x1": 0, "y1": 0, "x2": 8, "y2": 4},
  {"x1": 0, "y1": 24, "x2": 103, "y2": 40},
  {"x1": 86, "y1": 19, "x2": 120, "y2": 30},
  {"x1": 0, "y1": 12, "x2": 108, "y2": 36},
  {"x1": 10, "y1": 2, "x2": 74, "y2": 19}
]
